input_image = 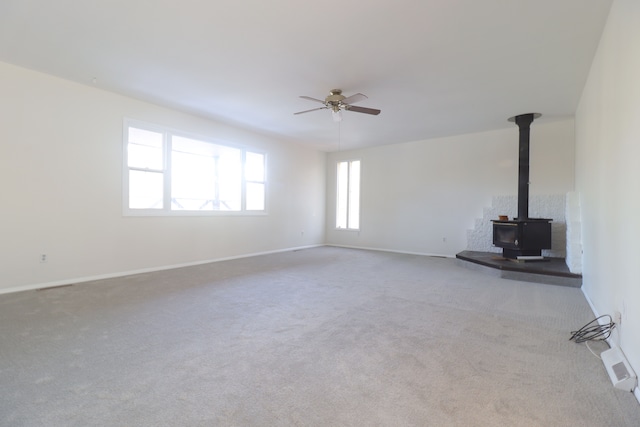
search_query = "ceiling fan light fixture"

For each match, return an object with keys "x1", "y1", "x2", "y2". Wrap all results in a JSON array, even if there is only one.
[{"x1": 294, "y1": 89, "x2": 381, "y2": 120}]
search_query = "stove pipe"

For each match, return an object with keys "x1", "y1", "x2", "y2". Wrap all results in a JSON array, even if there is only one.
[{"x1": 508, "y1": 112, "x2": 541, "y2": 220}]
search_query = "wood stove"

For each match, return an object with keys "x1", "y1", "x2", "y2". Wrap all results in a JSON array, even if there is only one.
[
  {"x1": 492, "y1": 113, "x2": 552, "y2": 260},
  {"x1": 493, "y1": 219, "x2": 551, "y2": 259}
]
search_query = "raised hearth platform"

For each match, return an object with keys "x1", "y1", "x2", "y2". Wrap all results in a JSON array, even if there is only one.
[{"x1": 455, "y1": 250, "x2": 582, "y2": 288}]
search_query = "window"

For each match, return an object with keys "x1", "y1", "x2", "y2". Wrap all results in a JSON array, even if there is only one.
[
  {"x1": 127, "y1": 127, "x2": 164, "y2": 209},
  {"x1": 336, "y1": 160, "x2": 360, "y2": 229},
  {"x1": 124, "y1": 120, "x2": 266, "y2": 215}
]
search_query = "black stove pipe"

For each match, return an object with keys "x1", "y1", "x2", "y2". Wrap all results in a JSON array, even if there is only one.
[{"x1": 509, "y1": 113, "x2": 541, "y2": 220}]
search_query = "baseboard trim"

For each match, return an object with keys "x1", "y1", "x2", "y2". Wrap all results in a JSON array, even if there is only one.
[
  {"x1": 326, "y1": 244, "x2": 454, "y2": 259},
  {"x1": 0, "y1": 244, "x2": 324, "y2": 296}
]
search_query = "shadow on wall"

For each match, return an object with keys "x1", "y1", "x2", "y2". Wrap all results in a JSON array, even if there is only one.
[{"x1": 467, "y1": 194, "x2": 567, "y2": 258}]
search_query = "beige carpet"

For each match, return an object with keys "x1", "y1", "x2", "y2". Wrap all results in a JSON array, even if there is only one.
[{"x1": 1, "y1": 246, "x2": 638, "y2": 426}]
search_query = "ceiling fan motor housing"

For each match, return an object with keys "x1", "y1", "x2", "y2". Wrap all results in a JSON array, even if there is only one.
[{"x1": 326, "y1": 89, "x2": 346, "y2": 109}]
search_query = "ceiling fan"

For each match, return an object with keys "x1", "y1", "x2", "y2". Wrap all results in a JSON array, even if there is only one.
[{"x1": 294, "y1": 89, "x2": 381, "y2": 122}]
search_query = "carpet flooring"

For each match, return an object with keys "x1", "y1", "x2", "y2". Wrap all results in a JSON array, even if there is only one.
[{"x1": 1, "y1": 246, "x2": 638, "y2": 426}]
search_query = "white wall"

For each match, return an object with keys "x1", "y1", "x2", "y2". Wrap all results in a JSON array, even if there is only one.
[
  {"x1": 325, "y1": 118, "x2": 575, "y2": 256},
  {"x1": 575, "y1": 0, "x2": 640, "y2": 395},
  {"x1": 0, "y1": 61, "x2": 326, "y2": 293}
]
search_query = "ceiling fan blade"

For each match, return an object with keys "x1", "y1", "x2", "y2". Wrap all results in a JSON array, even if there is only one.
[
  {"x1": 346, "y1": 105, "x2": 381, "y2": 115},
  {"x1": 299, "y1": 96, "x2": 326, "y2": 105},
  {"x1": 294, "y1": 107, "x2": 327, "y2": 115},
  {"x1": 341, "y1": 93, "x2": 367, "y2": 105}
]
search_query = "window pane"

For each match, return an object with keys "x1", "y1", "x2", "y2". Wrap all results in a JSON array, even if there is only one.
[
  {"x1": 171, "y1": 150, "x2": 217, "y2": 210},
  {"x1": 245, "y1": 152, "x2": 265, "y2": 182},
  {"x1": 170, "y1": 136, "x2": 242, "y2": 211},
  {"x1": 173, "y1": 135, "x2": 216, "y2": 156},
  {"x1": 348, "y1": 160, "x2": 360, "y2": 229},
  {"x1": 129, "y1": 170, "x2": 163, "y2": 209},
  {"x1": 246, "y1": 182, "x2": 265, "y2": 211},
  {"x1": 336, "y1": 162, "x2": 348, "y2": 228},
  {"x1": 217, "y1": 147, "x2": 242, "y2": 211},
  {"x1": 128, "y1": 127, "x2": 163, "y2": 170}
]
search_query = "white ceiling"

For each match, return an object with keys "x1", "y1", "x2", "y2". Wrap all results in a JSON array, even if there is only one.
[{"x1": 0, "y1": 0, "x2": 612, "y2": 151}]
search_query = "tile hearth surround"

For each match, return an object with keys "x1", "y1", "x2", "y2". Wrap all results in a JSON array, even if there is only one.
[{"x1": 467, "y1": 194, "x2": 566, "y2": 259}]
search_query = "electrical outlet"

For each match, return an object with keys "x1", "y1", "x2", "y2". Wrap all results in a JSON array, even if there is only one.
[
  {"x1": 614, "y1": 311, "x2": 622, "y2": 326},
  {"x1": 40, "y1": 254, "x2": 48, "y2": 263}
]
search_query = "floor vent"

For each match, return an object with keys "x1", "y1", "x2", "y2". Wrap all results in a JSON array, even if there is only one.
[{"x1": 601, "y1": 346, "x2": 637, "y2": 392}]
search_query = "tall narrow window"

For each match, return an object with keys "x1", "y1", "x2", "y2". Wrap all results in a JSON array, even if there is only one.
[{"x1": 336, "y1": 160, "x2": 360, "y2": 229}]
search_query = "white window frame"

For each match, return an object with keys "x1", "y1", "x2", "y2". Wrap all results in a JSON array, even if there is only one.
[
  {"x1": 243, "y1": 150, "x2": 267, "y2": 211},
  {"x1": 122, "y1": 119, "x2": 267, "y2": 216},
  {"x1": 335, "y1": 159, "x2": 361, "y2": 230}
]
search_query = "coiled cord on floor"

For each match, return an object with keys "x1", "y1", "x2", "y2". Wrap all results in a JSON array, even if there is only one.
[{"x1": 569, "y1": 314, "x2": 615, "y2": 343}]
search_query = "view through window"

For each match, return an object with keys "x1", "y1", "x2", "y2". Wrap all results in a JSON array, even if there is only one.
[
  {"x1": 336, "y1": 160, "x2": 360, "y2": 229},
  {"x1": 125, "y1": 121, "x2": 266, "y2": 214}
]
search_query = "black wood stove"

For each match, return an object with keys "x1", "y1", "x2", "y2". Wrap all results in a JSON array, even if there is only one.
[{"x1": 492, "y1": 113, "x2": 552, "y2": 260}]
